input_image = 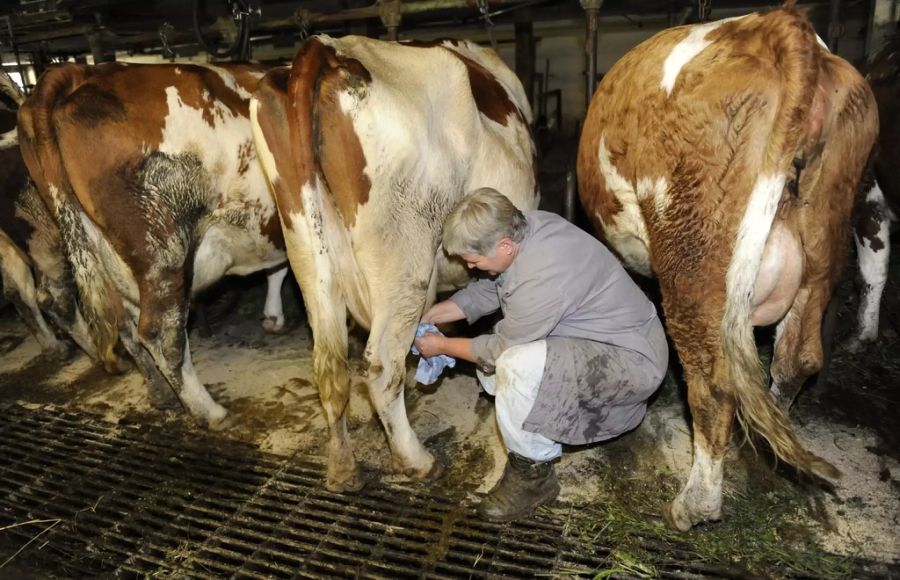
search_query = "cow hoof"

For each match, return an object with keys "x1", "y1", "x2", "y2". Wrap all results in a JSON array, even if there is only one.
[
  {"x1": 102, "y1": 357, "x2": 131, "y2": 375},
  {"x1": 46, "y1": 341, "x2": 73, "y2": 361},
  {"x1": 662, "y1": 501, "x2": 693, "y2": 532},
  {"x1": 326, "y1": 470, "x2": 366, "y2": 493},
  {"x1": 149, "y1": 391, "x2": 181, "y2": 411},
  {"x1": 401, "y1": 457, "x2": 446, "y2": 482},
  {"x1": 422, "y1": 458, "x2": 446, "y2": 482},
  {"x1": 206, "y1": 410, "x2": 234, "y2": 431},
  {"x1": 841, "y1": 336, "x2": 866, "y2": 354},
  {"x1": 262, "y1": 317, "x2": 286, "y2": 334}
]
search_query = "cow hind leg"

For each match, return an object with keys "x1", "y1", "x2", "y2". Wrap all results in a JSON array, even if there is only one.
[
  {"x1": 310, "y1": 297, "x2": 362, "y2": 492},
  {"x1": 364, "y1": 294, "x2": 440, "y2": 482},
  {"x1": 120, "y1": 317, "x2": 179, "y2": 409},
  {"x1": 770, "y1": 286, "x2": 830, "y2": 411},
  {"x1": 136, "y1": 274, "x2": 227, "y2": 428},
  {"x1": 0, "y1": 243, "x2": 69, "y2": 357},
  {"x1": 664, "y1": 364, "x2": 737, "y2": 531},
  {"x1": 846, "y1": 181, "x2": 890, "y2": 353},
  {"x1": 287, "y1": 244, "x2": 361, "y2": 492},
  {"x1": 262, "y1": 265, "x2": 289, "y2": 333}
]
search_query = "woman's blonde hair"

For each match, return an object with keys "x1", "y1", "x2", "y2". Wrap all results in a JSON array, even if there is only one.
[{"x1": 442, "y1": 187, "x2": 527, "y2": 257}]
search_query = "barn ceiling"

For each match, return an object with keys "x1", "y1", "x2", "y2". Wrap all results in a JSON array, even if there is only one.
[{"x1": 0, "y1": 0, "x2": 864, "y2": 61}]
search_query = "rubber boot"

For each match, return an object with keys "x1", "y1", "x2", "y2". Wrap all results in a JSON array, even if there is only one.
[{"x1": 477, "y1": 452, "x2": 560, "y2": 521}]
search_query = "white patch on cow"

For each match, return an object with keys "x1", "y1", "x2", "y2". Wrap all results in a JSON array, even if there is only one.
[
  {"x1": 636, "y1": 175, "x2": 670, "y2": 216},
  {"x1": 596, "y1": 136, "x2": 653, "y2": 276},
  {"x1": 249, "y1": 97, "x2": 282, "y2": 188},
  {"x1": 673, "y1": 441, "x2": 724, "y2": 524},
  {"x1": 816, "y1": 34, "x2": 829, "y2": 50},
  {"x1": 160, "y1": 85, "x2": 284, "y2": 277},
  {"x1": 724, "y1": 172, "x2": 786, "y2": 329},
  {"x1": 661, "y1": 16, "x2": 743, "y2": 95},
  {"x1": 174, "y1": 67, "x2": 182, "y2": 75},
  {"x1": 178, "y1": 340, "x2": 228, "y2": 426},
  {"x1": 853, "y1": 182, "x2": 891, "y2": 346},
  {"x1": 0, "y1": 128, "x2": 18, "y2": 149},
  {"x1": 203, "y1": 64, "x2": 261, "y2": 101},
  {"x1": 263, "y1": 265, "x2": 289, "y2": 331}
]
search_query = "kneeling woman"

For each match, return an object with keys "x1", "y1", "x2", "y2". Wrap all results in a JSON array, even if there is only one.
[{"x1": 415, "y1": 188, "x2": 669, "y2": 521}]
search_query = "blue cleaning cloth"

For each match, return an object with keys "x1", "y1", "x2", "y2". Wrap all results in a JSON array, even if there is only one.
[{"x1": 411, "y1": 323, "x2": 456, "y2": 385}]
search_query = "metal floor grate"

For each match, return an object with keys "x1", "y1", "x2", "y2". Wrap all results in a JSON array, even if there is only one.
[{"x1": 0, "y1": 404, "x2": 891, "y2": 579}]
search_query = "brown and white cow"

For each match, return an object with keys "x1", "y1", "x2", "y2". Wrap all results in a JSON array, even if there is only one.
[
  {"x1": 847, "y1": 32, "x2": 899, "y2": 351},
  {"x1": 252, "y1": 36, "x2": 538, "y2": 490},
  {"x1": 577, "y1": 5, "x2": 878, "y2": 529},
  {"x1": 0, "y1": 71, "x2": 98, "y2": 360},
  {"x1": 18, "y1": 63, "x2": 288, "y2": 419}
]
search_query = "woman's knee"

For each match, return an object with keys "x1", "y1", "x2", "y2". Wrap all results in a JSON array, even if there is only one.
[{"x1": 495, "y1": 340, "x2": 546, "y2": 391}]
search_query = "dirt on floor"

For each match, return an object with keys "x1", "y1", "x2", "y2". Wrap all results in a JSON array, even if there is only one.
[
  {"x1": 0, "y1": 240, "x2": 897, "y2": 578},
  {"x1": 1, "y1": 134, "x2": 899, "y2": 575}
]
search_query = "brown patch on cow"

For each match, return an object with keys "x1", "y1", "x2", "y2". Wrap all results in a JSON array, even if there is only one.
[
  {"x1": 452, "y1": 53, "x2": 519, "y2": 126},
  {"x1": 254, "y1": 68, "x2": 304, "y2": 228},
  {"x1": 399, "y1": 38, "x2": 460, "y2": 48},
  {"x1": 60, "y1": 84, "x2": 128, "y2": 127},
  {"x1": 315, "y1": 59, "x2": 372, "y2": 228},
  {"x1": 237, "y1": 139, "x2": 253, "y2": 176},
  {"x1": 260, "y1": 208, "x2": 285, "y2": 250}
]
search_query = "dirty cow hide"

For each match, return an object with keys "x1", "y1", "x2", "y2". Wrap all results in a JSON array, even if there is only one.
[
  {"x1": 18, "y1": 62, "x2": 288, "y2": 424},
  {"x1": 252, "y1": 35, "x2": 539, "y2": 491}
]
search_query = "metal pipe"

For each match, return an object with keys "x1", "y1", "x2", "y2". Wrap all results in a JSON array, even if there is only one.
[
  {"x1": 827, "y1": 0, "x2": 841, "y2": 52},
  {"x1": 580, "y1": 0, "x2": 603, "y2": 109},
  {"x1": 2, "y1": 16, "x2": 30, "y2": 95},
  {"x1": 564, "y1": 170, "x2": 577, "y2": 223}
]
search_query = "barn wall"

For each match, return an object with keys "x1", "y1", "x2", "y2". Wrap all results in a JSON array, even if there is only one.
[{"x1": 110, "y1": 6, "x2": 873, "y2": 136}]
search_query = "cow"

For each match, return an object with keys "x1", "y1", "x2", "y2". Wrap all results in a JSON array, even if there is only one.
[
  {"x1": 847, "y1": 31, "x2": 899, "y2": 352},
  {"x1": 251, "y1": 35, "x2": 539, "y2": 491},
  {"x1": 577, "y1": 4, "x2": 878, "y2": 530},
  {"x1": 0, "y1": 71, "x2": 99, "y2": 360},
  {"x1": 18, "y1": 62, "x2": 289, "y2": 419}
]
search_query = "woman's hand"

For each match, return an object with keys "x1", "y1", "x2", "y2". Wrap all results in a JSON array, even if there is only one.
[
  {"x1": 422, "y1": 300, "x2": 466, "y2": 325},
  {"x1": 414, "y1": 332, "x2": 446, "y2": 358}
]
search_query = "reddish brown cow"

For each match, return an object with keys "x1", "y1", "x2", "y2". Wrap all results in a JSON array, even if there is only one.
[
  {"x1": 18, "y1": 63, "x2": 288, "y2": 420},
  {"x1": 577, "y1": 5, "x2": 877, "y2": 529}
]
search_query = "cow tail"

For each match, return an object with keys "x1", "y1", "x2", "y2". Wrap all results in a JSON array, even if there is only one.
[
  {"x1": 18, "y1": 66, "x2": 123, "y2": 372},
  {"x1": 281, "y1": 37, "x2": 355, "y2": 365},
  {"x1": 718, "y1": 9, "x2": 840, "y2": 480}
]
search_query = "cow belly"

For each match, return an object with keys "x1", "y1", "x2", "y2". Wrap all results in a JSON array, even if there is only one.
[
  {"x1": 192, "y1": 225, "x2": 286, "y2": 294},
  {"x1": 751, "y1": 222, "x2": 802, "y2": 326}
]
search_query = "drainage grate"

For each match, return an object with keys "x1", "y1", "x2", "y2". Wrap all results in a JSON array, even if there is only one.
[{"x1": 0, "y1": 404, "x2": 892, "y2": 579}]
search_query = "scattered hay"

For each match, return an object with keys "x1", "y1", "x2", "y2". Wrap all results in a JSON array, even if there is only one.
[{"x1": 546, "y1": 458, "x2": 858, "y2": 579}]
